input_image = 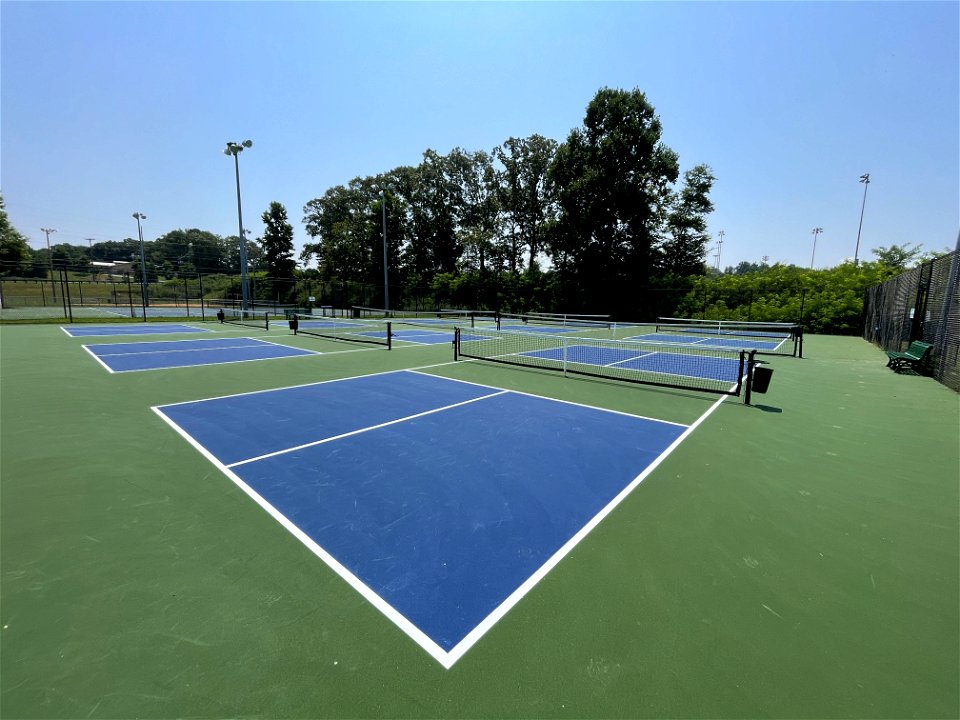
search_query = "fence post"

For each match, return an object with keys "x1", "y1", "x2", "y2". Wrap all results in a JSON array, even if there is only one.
[
  {"x1": 910, "y1": 261, "x2": 933, "y2": 342},
  {"x1": 62, "y1": 269, "x2": 74, "y2": 322},
  {"x1": 58, "y1": 269, "x2": 68, "y2": 319}
]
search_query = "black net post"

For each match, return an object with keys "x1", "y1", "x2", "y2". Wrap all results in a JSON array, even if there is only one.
[
  {"x1": 386, "y1": 321, "x2": 392, "y2": 351},
  {"x1": 744, "y1": 350, "x2": 757, "y2": 405}
]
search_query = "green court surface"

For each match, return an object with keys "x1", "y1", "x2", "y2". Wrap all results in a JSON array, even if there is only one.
[{"x1": 1, "y1": 322, "x2": 957, "y2": 719}]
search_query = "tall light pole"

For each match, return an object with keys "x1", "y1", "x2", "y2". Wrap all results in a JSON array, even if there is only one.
[
  {"x1": 380, "y1": 188, "x2": 389, "y2": 312},
  {"x1": 854, "y1": 173, "x2": 870, "y2": 266},
  {"x1": 132, "y1": 212, "x2": 148, "y2": 312},
  {"x1": 224, "y1": 140, "x2": 253, "y2": 312},
  {"x1": 716, "y1": 230, "x2": 725, "y2": 271},
  {"x1": 40, "y1": 227, "x2": 57, "y2": 299},
  {"x1": 810, "y1": 227, "x2": 823, "y2": 268}
]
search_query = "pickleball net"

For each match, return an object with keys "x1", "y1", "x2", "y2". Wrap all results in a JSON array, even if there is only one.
[
  {"x1": 221, "y1": 308, "x2": 270, "y2": 330},
  {"x1": 455, "y1": 326, "x2": 749, "y2": 396},
  {"x1": 497, "y1": 312, "x2": 613, "y2": 330},
  {"x1": 654, "y1": 317, "x2": 803, "y2": 357},
  {"x1": 352, "y1": 306, "x2": 476, "y2": 329},
  {"x1": 291, "y1": 314, "x2": 392, "y2": 349}
]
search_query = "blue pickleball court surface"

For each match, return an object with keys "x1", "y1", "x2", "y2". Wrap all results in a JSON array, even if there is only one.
[
  {"x1": 522, "y1": 344, "x2": 744, "y2": 384},
  {"x1": 154, "y1": 370, "x2": 688, "y2": 666},
  {"x1": 629, "y1": 332, "x2": 786, "y2": 351},
  {"x1": 84, "y1": 337, "x2": 317, "y2": 372},
  {"x1": 63, "y1": 323, "x2": 209, "y2": 337}
]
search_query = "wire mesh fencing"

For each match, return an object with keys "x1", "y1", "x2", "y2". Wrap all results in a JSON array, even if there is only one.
[{"x1": 863, "y1": 247, "x2": 960, "y2": 392}]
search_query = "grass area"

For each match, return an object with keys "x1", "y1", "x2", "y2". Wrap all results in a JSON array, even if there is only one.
[{"x1": 1, "y1": 322, "x2": 957, "y2": 718}]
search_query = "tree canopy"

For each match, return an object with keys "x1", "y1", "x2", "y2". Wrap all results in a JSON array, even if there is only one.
[
  {"x1": 5, "y1": 87, "x2": 943, "y2": 334},
  {"x1": 0, "y1": 194, "x2": 31, "y2": 273}
]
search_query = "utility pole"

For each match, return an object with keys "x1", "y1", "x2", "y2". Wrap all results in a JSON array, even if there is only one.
[{"x1": 41, "y1": 227, "x2": 57, "y2": 299}]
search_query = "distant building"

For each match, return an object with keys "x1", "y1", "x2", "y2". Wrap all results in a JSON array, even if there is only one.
[{"x1": 91, "y1": 260, "x2": 134, "y2": 279}]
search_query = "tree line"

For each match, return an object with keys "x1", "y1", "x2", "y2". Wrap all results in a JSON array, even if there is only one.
[
  {"x1": 1, "y1": 86, "x2": 947, "y2": 330},
  {"x1": 0, "y1": 198, "x2": 297, "y2": 295},
  {"x1": 300, "y1": 88, "x2": 714, "y2": 317}
]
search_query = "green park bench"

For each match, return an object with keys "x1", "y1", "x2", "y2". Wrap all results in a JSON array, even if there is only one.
[{"x1": 885, "y1": 340, "x2": 933, "y2": 373}]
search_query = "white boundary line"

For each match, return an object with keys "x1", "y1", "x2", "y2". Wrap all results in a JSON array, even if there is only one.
[
  {"x1": 153, "y1": 369, "x2": 721, "y2": 667},
  {"x1": 227, "y1": 390, "x2": 509, "y2": 468},
  {"x1": 150, "y1": 403, "x2": 454, "y2": 667},
  {"x1": 407, "y1": 369, "x2": 688, "y2": 428},
  {"x1": 61, "y1": 324, "x2": 208, "y2": 338},
  {"x1": 84, "y1": 338, "x2": 319, "y2": 374},
  {"x1": 87, "y1": 338, "x2": 275, "y2": 356},
  {"x1": 98, "y1": 352, "x2": 319, "y2": 374},
  {"x1": 80, "y1": 343, "x2": 117, "y2": 374},
  {"x1": 154, "y1": 362, "x2": 466, "y2": 409},
  {"x1": 443, "y1": 391, "x2": 732, "y2": 667}
]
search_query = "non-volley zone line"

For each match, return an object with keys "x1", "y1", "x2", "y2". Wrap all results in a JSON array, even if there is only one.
[
  {"x1": 83, "y1": 337, "x2": 317, "y2": 373},
  {"x1": 153, "y1": 369, "x2": 709, "y2": 668},
  {"x1": 62, "y1": 323, "x2": 209, "y2": 337}
]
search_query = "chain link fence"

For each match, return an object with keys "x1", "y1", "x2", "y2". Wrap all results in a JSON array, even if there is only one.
[{"x1": 863, "y1": 247, "x2": 960, "y2": 392}]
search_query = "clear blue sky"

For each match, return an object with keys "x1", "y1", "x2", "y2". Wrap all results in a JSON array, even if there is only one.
[{"x1": 2, "y1": 1, "x2": 957, "y2": 271}]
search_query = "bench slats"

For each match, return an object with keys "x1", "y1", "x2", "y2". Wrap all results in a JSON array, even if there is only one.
[{"x1": 885, "y1": 341, "x2": 933, "y2": 372}]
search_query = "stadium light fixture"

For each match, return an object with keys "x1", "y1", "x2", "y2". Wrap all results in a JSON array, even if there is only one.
[
  {"x1": 854, "y1": 173, "x2": 870, "y2": 266},
  {"x1": 132, "y1": 213, "x2": 149, "y2": 314},
  {"x1": 811, "y1": 227, "x2": 823, "y2": 268},
  {"x1": 224, "y1": 140, "x2": 253, "y2": 311}
]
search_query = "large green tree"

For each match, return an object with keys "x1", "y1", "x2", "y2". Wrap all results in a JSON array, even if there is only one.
[
  {"x1": 494, "y1": 135, "x2": 558, "y2": 271},
  {"x1": 0, "y1": 194, "x2": 31, "y2": 273},
  {"x1": 302, "y1": 182, "x2": 378, "y2": 282},
  {"x1": 149, "y1": 228, "x2": 226, "y2": 276},
  {"x1": 549, "y1": 88, "x2": 681, "y2": 313},
  {"x1": 409, "y1": 149, "x2": 463, "y2": 277},
  {"x1": 658, "y1": 164, "x2": 715, "y2": 278},
  {"x1": 871, "y1": 243, "x2": 923, "y2": 271},
  {"x1": 259, "y1": 202, "x2": 297, "y2": 280},
  {"x1": 446, "y1": 148, "x2": 500, "y2": 275}
]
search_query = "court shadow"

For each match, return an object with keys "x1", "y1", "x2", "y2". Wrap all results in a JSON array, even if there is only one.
[{"x1": 750, "y1": 404, "x2": 783, "y2": 413}]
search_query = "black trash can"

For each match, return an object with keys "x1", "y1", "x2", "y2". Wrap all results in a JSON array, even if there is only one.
[
  {"x1": 288, "y1": 317, "x2": 299, "y2": 332},
  {"x1": 751, "y1": 365, "x2": 773, "y2": 394}
]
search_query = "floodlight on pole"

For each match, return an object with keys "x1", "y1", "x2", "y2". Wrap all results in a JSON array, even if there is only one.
[
  {"x1": 132, "y1": 213, "x2": 149, "y2": 313},
  {"x1": 716, "y1": 230, "x2": 725, "y2": 271},
  {"x1": 811, "y1": 227, "x2": 823, "y2": 268},
  {"x1": 854, "y1": 173, "x2": 870, "y2": 266},
  {"x1": 224, "y1": 140, "x2": 253, "y2": 311}
]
